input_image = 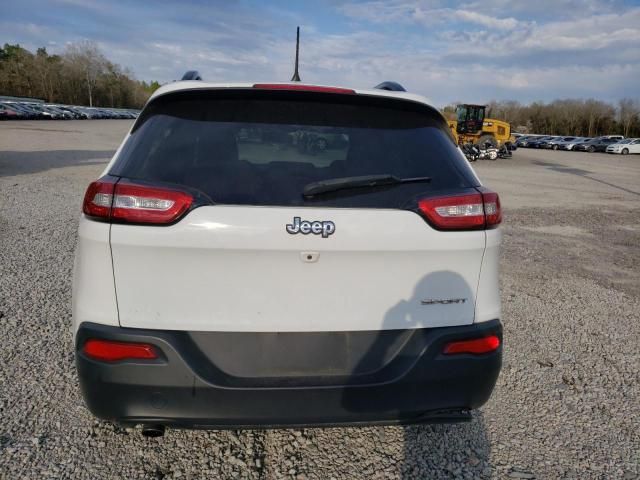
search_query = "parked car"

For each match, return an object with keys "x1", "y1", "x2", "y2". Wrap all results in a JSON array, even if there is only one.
[
  {"x1": 82, "y1": 107, "x2": 109, "y2": 119},
  {"x1": 45, "y1": 104, "x2": 74, "y2": 119},
  {"x1": 56, "y1": 105, "x2": 87, "y2": 119},
  {"x1": 22, "y1": 103, "x2": 60, "y2": 119},
  {"x1": 606, "y1": 138, "x2": 640, "y2": 155},
  {"x1": 516, "y1": 135, "x2": 547, "y2": 147},
  {"x1": 534, "y1": 136, "x2": 564, "y2": 149},
  {"x1": 0, "y1": 103, "x2": 21, "y2": 119},
  {"x1": 575, "y1": 137, "x2": 622, "y2": 152},
  {"x1": 515, "y1": 136, "x2": 536, "y2": 147},
  {"x1": 558, "y1": 137, "x2": 591, "y2": 151},
  {"x1": 527, "y1": 136, "x2": 556, "y2": 148},
  {"x1": 74, "y1": 80, "x2": 503, "y2": 435},
  {"x1": 4, "y1": 102, "x2": 43, "y2": 119},
  {"x1": 546, "y1": 136, "x2": 578, "y2": 150}
]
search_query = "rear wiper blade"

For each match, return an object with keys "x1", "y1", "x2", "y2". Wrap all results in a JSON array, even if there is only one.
[{"x1": 303, "y1": 174, "x2": 432, "y2": 198}]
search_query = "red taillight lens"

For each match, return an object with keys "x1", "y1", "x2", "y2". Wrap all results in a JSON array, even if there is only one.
[
  {"x1": 82, "y1": 179, "x2": 116, "y2": 220},
  {"x1": 82, "y1": 179, "x2": 193, "y2": 225},
  {"x1": 82, "y1": 339, "x2": 158, "y2": 362},
  {"x1": 481, "y1": 191, "x2": 502, "y2": 228},
  {"x1": 443, "y1": 335, "x2": 501, "y2": 355},
  {"x1": 111, "y1": 182, "x2": 193, "y2": 225},
  {"x1": 418, "y1": 190, "x2": 502, "y2": 231},
  {"x1": 252, "y1": 83, "x2": 356, "y2": 94},
  {"x1": 418, "y1": 193, "x2": 485, "y2": 230}
]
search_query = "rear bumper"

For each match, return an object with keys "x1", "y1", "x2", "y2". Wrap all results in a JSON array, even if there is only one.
[{"x1": 75, "y1": 320, "x2": 502, "y2": 429}]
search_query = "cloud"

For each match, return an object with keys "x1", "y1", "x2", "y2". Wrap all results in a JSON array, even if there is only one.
[{"x1": 452, "y1": 10, "x2": 520, "y2": 30}]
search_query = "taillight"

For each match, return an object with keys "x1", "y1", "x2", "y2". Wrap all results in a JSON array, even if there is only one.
[
  {"x1": 443, "y1": 335, "x2": 501, "y2": 355},
  {"x1": 82, "y1": 339, "x2": 159, "y2": 362},
  {"x1": 417, "y1": 190, "x2": 502, "y2": 231},
  {"x1": 82, "y1": 179, "x2": 116, "y2": 219},
  {"x1": 82, "y1": 179, "x2": 193, "y2": 225},
  {"x1": 111, "y1": 182, "x2": 193, "y2": 224},
  {"x1": 252, "y1": 83, "x2": 356, "y2": 94},
  {"x1": 481, "y1": 191, "x2": 502, "y2": 228}
]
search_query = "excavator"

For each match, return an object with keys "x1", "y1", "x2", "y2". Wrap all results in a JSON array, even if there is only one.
[{"x1": 447, "y1": 104, "x2": 511, "y2": 147}]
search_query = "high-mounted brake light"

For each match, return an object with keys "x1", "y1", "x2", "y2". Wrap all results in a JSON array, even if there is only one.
[
  {"x1": 82, "y1": 339, "x2": 159, "y2": 362},
  {"x1": 82, "y1": 179, "x2": 193, "y2": 225},
  {"x1": 418, "y1": 190, "x2": 502, "y2": 231},
  {"x1": 443, "y1": 335, "x2": 501, "y2": 355},
  {"x1": 252, "y1": 83, "x2": 355, "y2": 95}
]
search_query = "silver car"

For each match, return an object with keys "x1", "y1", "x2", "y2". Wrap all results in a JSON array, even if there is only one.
[
  {"x1": 547, "y1": 136, "x2": 579, "y2": 150},
  {"x1": 558, "y1": 137, "x2": 591, "y2": 151}
]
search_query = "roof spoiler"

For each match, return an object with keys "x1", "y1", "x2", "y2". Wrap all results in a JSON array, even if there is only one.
[
  {"x1": 374, "y1": 81, "x2": 406, "y2": 92},
  {"x1": 181, "y1": 71, "x2": 202, "y2": 81}
]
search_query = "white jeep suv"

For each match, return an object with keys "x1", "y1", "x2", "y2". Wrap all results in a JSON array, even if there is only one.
[{"x1": 73, "y1": 81, "x2": 502, "y2": 435}]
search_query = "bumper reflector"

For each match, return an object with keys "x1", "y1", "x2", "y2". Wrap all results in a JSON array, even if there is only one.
[
  {"x1": 83, "y1": 339, "x2": 159, "y2": 362},
  {"x1": 443, "y1": 335, "x2": 501, "y2": 355}
]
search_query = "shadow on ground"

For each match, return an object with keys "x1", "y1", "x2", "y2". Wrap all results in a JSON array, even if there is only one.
[
  {"x1": 0, "y1": 150, "x2": 114, "y2": 177},
  {"x1": 533, "y1": 159, "x2": 640, "y2": 196}
]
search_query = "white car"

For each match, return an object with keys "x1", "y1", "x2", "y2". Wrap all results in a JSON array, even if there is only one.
[
  {"x1": 606, "y1": 138, "x2": 640, "y2": 155},
  {"x1": 73, "y1": 80, "x2": 503, "y2": 436}
]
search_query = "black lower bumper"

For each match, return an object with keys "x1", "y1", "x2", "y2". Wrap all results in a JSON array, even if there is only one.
[{"x1": 75, "y1": 320, "x2": 502, "y2": 429}]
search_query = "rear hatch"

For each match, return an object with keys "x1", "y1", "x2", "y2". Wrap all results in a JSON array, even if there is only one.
[{"x1": 106, "y1": 87, "x2": 490, "y2": 332}]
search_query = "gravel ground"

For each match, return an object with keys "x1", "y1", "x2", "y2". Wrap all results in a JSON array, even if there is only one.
[{"x1": 1, "y1": 121, "x2": 639, "y2": 480}]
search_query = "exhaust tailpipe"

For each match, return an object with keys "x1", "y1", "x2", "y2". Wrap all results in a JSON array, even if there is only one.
[{"x1": 141, "y1": 424, "x2": 165, "y2": 438}]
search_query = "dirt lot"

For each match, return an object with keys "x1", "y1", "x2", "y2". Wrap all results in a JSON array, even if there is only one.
[{"x1": 1, "y1": 120, "x2": 639, "y2": 479}]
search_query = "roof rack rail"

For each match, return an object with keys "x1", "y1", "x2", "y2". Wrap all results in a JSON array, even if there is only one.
[
  {"x1": 181, "y1": 71, "x2": 202, "y2": 81},
  {"x1": 374, "y1": 81, "x2": 406, "y2": 92}
]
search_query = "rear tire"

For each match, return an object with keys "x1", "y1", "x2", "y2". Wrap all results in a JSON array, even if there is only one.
[
  {"x1": 622, "y1": 148, "x2": 629, "y2": 155},
  {"x1": 588, "y1": 146, "x2": 595, "y2": 153}
]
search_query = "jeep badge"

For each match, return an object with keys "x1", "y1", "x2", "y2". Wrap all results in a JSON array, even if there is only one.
[{"x1": 286, "y1": 217, "x2": 335, "y2": 238}]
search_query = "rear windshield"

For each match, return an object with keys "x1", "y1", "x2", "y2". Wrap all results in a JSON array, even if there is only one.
[{"x1": 110, "y1": 91, "x2": 478, "y2": 208}]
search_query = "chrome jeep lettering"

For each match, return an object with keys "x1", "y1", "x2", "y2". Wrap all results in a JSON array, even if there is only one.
[{"x1": 286, "y1": 217, "x2": 335, "y2": 238}]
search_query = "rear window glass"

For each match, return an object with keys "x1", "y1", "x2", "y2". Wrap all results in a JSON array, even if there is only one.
[{"x1": 110, "y1": 91, "x2": 477, "y2": 208}]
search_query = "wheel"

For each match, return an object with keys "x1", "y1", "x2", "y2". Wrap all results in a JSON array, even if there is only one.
[
  {"x1": 622, "y1": 148, "x2": 629, "y2": 155},
  {"x1": 552, "y1": 144, "x2": 558, "y2": 150},
  {"x1": 316, "y1": 138, "x2": 328, "y2": 152},
  {"x1": 588, "y1": 145, "x2": 595, "y2": 153},
  {"x1": 488, "y1": 150, "x2": 498, "y2": 160},
  {"x1": 477, "y1": 135, "x2": 497, "y2": 149}
]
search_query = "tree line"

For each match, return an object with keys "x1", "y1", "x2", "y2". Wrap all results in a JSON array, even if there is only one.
[
  {"x1": 0, "y1": 42, "x2": 160, "y2": 109},
  {"x1": 444, "y1": 98, "x2": 640, "y2": 138},
  {"x1": 4, "y1": 41, "x2": 639, "y2": 135}
]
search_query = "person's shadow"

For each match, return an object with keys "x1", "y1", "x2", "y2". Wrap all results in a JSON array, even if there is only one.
[{"x1": 341, "y1": 270, "x2": 493, "y2": 478}]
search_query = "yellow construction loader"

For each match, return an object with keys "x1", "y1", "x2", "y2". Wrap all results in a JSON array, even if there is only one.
[{"x1": 447, "y1": 104, "x2": 511, "y2": 147}]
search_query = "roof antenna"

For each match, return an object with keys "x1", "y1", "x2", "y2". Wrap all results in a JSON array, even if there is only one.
[{"x1": 291, "y1": 26, "x2": 301, "y2": 82}]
